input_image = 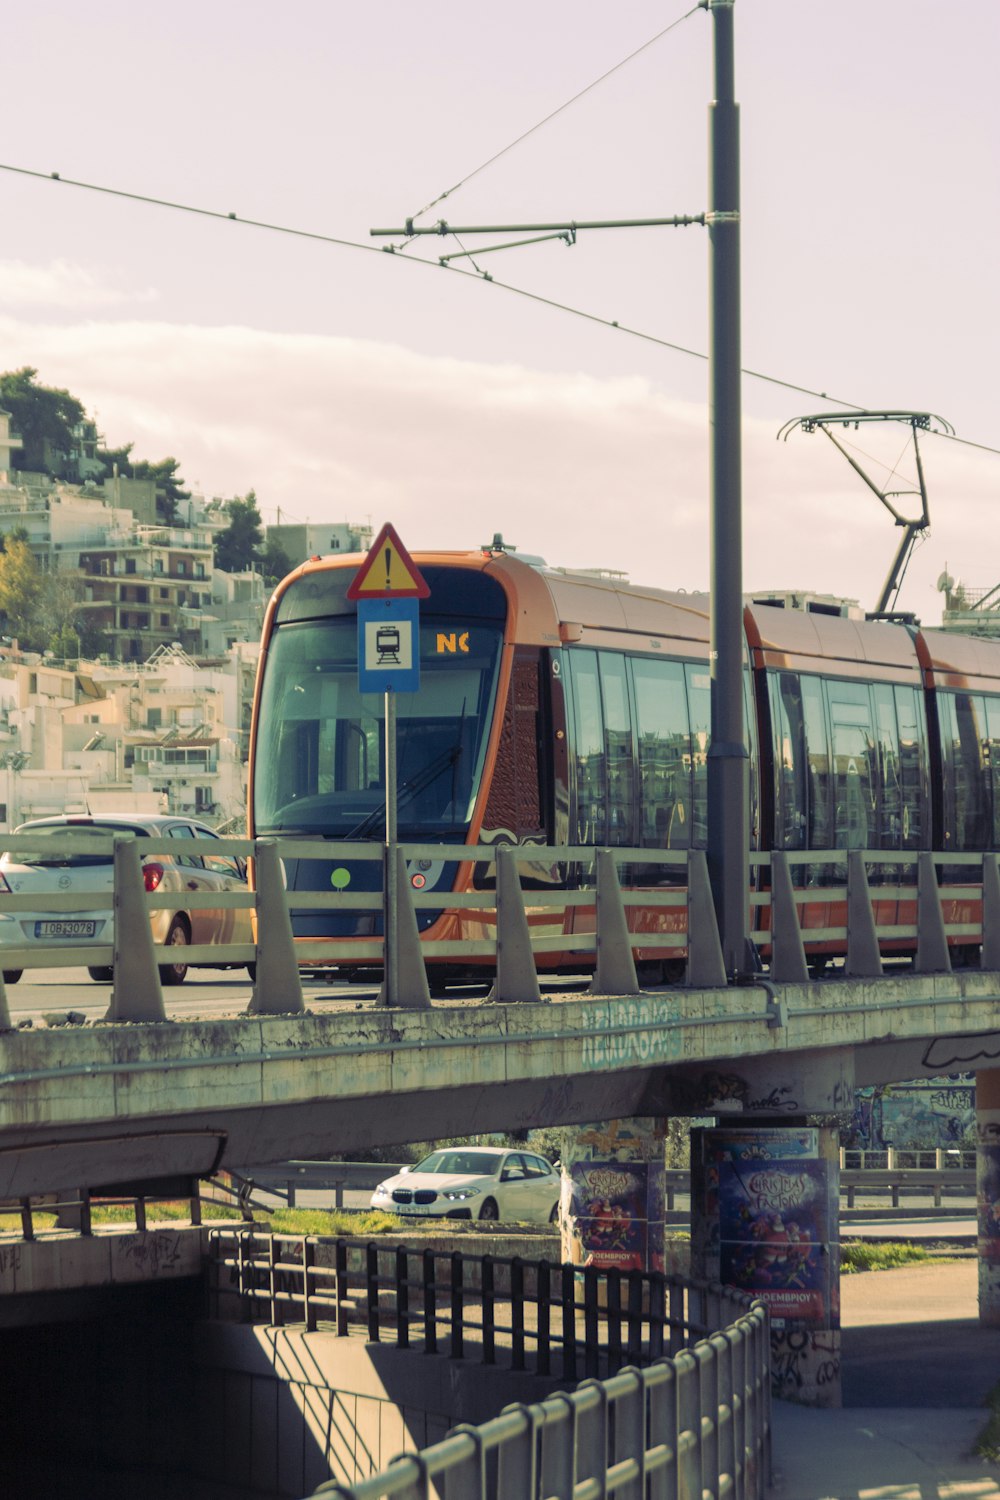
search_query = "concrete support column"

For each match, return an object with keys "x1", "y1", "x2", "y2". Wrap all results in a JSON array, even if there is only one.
[
  {"x1": 690, "y1": 1122, "x2": 841, "y2": 1408},
  {"x1": 558, "y1": 1119, "x2": 671, "y2": 1273},
  {"x1": 975, "y1": 1068, "x2": 1000, "y2": 1325}
]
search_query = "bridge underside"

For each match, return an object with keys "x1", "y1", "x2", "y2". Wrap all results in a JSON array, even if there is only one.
[{"x1": 3, "y1": 970, "x2": 1000, "y2": 1197}]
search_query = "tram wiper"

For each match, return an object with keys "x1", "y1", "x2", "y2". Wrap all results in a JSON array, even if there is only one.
[{"x1": 343, "y1": 740, "x2": 465, "y2": 841}]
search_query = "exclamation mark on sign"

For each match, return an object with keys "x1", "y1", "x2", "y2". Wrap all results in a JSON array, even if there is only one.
[{"x1": 385, "y1": 546, "x2": 392, "y2": 591}]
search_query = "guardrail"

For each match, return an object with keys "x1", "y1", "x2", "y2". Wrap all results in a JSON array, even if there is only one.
[
  {"x1": 1, "y1": 1157, "x2": 975, "y2": 1241},
  {"x1": 2, "y1": 831, "x2": 1000, "y2": 1020},
  {"x1": 208, "y1": 1231, "x2": 770, "y2": 1500},
  {"x1": 0, "y1": 1178, "x2": 242, "y2": 1239},
  {"x1": 232, "y1": 1159, "x2": 977, "y2": 1218}
]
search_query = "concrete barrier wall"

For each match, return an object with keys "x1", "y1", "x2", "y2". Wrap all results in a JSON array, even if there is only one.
[{"x1": 190, "y1": 1322, "x2": 570, "y2": 1497}]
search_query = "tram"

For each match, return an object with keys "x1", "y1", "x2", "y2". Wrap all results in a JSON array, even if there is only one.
[{"x1": 247, "y1": 542, "x2": 1000, "y2": 979}]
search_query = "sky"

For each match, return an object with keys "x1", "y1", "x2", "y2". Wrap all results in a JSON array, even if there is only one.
[{"x1": 1, "y1": 0, "x2": 997, "y2": 623}]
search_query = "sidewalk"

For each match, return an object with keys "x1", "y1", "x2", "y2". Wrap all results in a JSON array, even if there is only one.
[
  {"x1": 771, "y1": 1405, "x2": 998, "y2": 1498},
  {"x1": 770, "y1": 1257, "x2": 1000, "y2": 1498}
]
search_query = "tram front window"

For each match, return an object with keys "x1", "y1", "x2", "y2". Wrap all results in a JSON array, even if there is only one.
[{"x1": 253, "y1": 617, "x2": 503, "y2": 838}]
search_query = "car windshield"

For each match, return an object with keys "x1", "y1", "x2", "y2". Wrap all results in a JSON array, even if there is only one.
[
  {"x1": 411, "y1": 1151, "x2": 502, "y2": 1177},
  {"x1": 2, "y1": 822, "x2": 141, "y2": 868}
]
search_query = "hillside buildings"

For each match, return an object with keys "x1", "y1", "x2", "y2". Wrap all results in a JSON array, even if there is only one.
[{"x1": 0, "y1": 408, "x2": 368, "y2": 830}]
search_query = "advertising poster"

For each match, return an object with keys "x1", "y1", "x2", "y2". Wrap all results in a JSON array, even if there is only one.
[
  {"x1": 570, "y1": 1159, "x2": 650, "y2": 1271},
  {"x1": 707, "y1": 1128, "x2": 837, "y2": 1330}
]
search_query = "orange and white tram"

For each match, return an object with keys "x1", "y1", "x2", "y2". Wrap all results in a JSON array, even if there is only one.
[{"x1": 248, "y1": 544, "x2": 1000, "y2": 979}]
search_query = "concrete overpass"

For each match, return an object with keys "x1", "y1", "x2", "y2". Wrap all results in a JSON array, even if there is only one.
[
  {"x1": 1, "y1": 830, "x2": 1000, "y2": 1197},
  {"x1": 2, "y1": 968, "x2": 998, "y2": 1200}
]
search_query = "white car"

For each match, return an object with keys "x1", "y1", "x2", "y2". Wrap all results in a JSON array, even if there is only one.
[
  {"x1": 0, "y1": 813, "x2": 254, "y2": 985},
  {"x1": 371, "y1": 1146, "x2": 560, "y2": 1223}
]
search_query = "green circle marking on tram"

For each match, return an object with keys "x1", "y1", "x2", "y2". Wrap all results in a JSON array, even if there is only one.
[{"x1": 331, "y1": 867, "x2": 351, "y2": 889}]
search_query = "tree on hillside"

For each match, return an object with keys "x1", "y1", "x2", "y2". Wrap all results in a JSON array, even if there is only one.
[
  {"x1": 0, "y1": 368, "x2": 85, "y2": 477},
  {"x1": 215, "y1": 491, "x2": 264, "y2": 573},
  {"x1": 96, "y1": 445, "x2": 190, "y2": 526},
  {"x1": 45, "y1": 568, "x2": 86, "y2": 643},
  {"x1": 0, "y1": 537, "x2": 45, "y2": 647},
  {"x1": 133, "y1": 456, "x2": 190, "y2": 526},
  {"x1": 96, "y1": 441, "x2": 134, "y2": 476},
  {"x1": 260, "y1": 533, "x2": 293, "y2": 588},
  {"x1": 0, "y1": 540, "x2": 86, "y2": 654}
]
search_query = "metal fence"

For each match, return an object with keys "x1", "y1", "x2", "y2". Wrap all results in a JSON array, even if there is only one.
[
  {"x1": 209, "y1": 1231, "x2": 771, "y2": 1500},
  {"x1": 2, "y1": 829, "x2": 1000, "y2": 1021}
]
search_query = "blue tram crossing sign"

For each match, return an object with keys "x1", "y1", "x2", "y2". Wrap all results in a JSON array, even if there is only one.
[{"x1": 358, "y1": 596, "x2": 420, "y2": 694}]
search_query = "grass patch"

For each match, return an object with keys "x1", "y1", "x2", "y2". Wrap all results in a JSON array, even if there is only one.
[
  {"x1": 255, "y1": 1208, "x2": 405, "y2": 1237},
  {"x1": 974, "y1": 1381, "x2": 1000, "y2": 1462},
  {"x1": 0, "y1": 1202, "x2": 246, "y2": 1235},
  {"x1": 841, "y1": 1241, "x2": 934, "y2": 1274}
]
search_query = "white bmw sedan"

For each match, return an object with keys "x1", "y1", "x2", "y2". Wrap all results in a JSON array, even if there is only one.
[{"x1": 371, "y1": 1146, "x2": 560, "y2": 1223}]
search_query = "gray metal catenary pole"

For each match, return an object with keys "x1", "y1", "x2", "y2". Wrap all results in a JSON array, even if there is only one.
[{"x1": 706, "y1": 0, "x2": 751, "y2": 978}]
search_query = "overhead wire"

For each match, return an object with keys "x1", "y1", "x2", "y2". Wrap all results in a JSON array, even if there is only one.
[
  {"x1": 406, "y1": 3, "x2": 704, "y2": 224},
  {"x1": 0, "y1": 159, "x2": 997, "y2": 459}
]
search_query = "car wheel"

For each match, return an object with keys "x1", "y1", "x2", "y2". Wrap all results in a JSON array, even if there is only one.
[
  {"x1": 87, "y1": 966, "x2": 114, "y2": 983},
  {"x1": 159, "y1": 917, "x2": 190, "y2": 985},
  {"x1": 2, "y1": 970, "x2": 22, "y2": 984},
  {"x1": 549, "y1": 1202, "x2": 559, "y2": 1224},
  {"x1": 247, "y1": 961, "x2": 257, "y2": 981},
  {"x1": 478, "y1": 1198, "x2": 500, "y2": 1222}
]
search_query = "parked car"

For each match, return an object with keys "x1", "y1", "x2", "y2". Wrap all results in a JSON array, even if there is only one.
[
  {"x1": 0, "y1": 814, "x2": 254, "y2": 985},
  {"x1": 370, "y1": 1146, "x2": 560, "y2": 1222}
]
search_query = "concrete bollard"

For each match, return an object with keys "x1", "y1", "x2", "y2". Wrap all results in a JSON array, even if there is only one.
[
  {"x1": 107, "y1": 836, "x2": 166, "y2": 1022},
  {"x1": 589, "y1": 848, "x2": 640, "y2": 996},
  {"x1": 247, "y1": 839, "x2": 305, "y2": 1015},
  {"x1": 488, "y1": 847, "x2": 542, "y2": 1004}
]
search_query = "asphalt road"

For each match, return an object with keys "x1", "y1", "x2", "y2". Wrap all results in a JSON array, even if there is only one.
[{"x1": 2, "y1": 964, "x2": 383, "y2": 1024}]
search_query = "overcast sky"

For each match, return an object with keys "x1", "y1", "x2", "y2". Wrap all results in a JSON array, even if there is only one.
[{"x1": 1, "y1": 0, "x2": 997, "y2": 621}]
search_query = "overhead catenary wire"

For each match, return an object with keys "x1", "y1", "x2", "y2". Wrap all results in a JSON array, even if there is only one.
[
  {"x1": 405, "y1": 3, "x2": 705, "y2": 224},
  {"x1": 0, "y1": 159, "x2": 997, "y2": 460}
]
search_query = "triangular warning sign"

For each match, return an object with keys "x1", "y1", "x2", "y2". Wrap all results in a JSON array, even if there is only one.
[{"x1": 346, "y1": 522, "x2": 431, "y2": 600}]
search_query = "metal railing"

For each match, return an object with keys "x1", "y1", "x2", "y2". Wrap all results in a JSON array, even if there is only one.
[
  {"x1": 2, "y1": 831, "x2": 1000, "y2": 1021},
  {"x1": 210, "y1": 1231, "x2": 771, "y2": 1500}
]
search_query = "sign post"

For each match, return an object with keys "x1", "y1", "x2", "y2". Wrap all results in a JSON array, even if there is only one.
[{"x1": 347, "y1": 523, "x2": 430, "y2": 1006}]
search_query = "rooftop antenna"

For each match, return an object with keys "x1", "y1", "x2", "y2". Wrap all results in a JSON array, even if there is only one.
[
  {"x1": 482, "y1": 533, "x2": 516, "y2": 555},
  {"x1": 778, "y1": 409, "x2": 954, "y2": 618}
]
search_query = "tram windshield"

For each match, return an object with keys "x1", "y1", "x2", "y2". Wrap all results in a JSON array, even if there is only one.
[{"x1": 253, "y1": 616, "x2": 504, "y2": 838}]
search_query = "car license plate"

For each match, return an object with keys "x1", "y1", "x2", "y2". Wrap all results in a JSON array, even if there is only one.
[{"x1": 35, "y1": 920, "x2": 97, "y2": 938}]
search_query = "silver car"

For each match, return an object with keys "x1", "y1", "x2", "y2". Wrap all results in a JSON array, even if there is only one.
[
  {"x1": 371, "y1": 1146, "x2": 560, "y2": 1223},
  {"x1": 0, "y1": 814, "x2": 253, "y2": 985}
]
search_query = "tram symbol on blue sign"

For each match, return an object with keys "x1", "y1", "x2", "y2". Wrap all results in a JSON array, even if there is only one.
[
  {"x1": 375, "y1": 624, "x2": 401, "y2": 664},
  {"x1": 358, "y1": 597, "x2": 420, "y2": 693}
]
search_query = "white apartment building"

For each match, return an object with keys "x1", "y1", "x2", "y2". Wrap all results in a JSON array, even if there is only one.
[
  {"x1": 265, "y1": 519, "x2": 372, "y2": 569},
  {"x1": 0, "y1": 641, "x2": 256, "y2": 831}
]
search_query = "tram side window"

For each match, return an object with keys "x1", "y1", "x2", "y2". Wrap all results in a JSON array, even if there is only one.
[
  {"x1": 599, "y1": 654, "x2": 635, "y2": 844},
  {"x1": 987, "y1": 697, "x2": 1000, "y2": 847},
  {"x1": 569, "y1": 652, "x2": 607, "y2": 845},
  {"x1": 687, "y1": 664, "x2": 710, "y2": 848},
  {"x1": 828, "y1": 682, "x2": 876, "y2": 850},
  {"x1": 769, "y1": 672, "x2": 808, "y2": 850},
  {"x1": 873, "y1": 683, "x2": 902, "y2": 848},
  {"x1": 632, "y1": 657, "x2": 692, "y2": 849},
  {"x1": 801, "y1": 675, "x2": 831, "y2": 849},
  {"x1": 895, "y1": 686, "x2": 925, "y2": 848},
  {"x1": 939, "y1": 692, "x2": 990, "y2": 850}
]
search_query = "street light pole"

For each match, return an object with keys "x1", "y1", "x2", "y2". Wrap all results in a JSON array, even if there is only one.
[{"x1": 706, "y1": 0, "x2": 751, "y2": 978}]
